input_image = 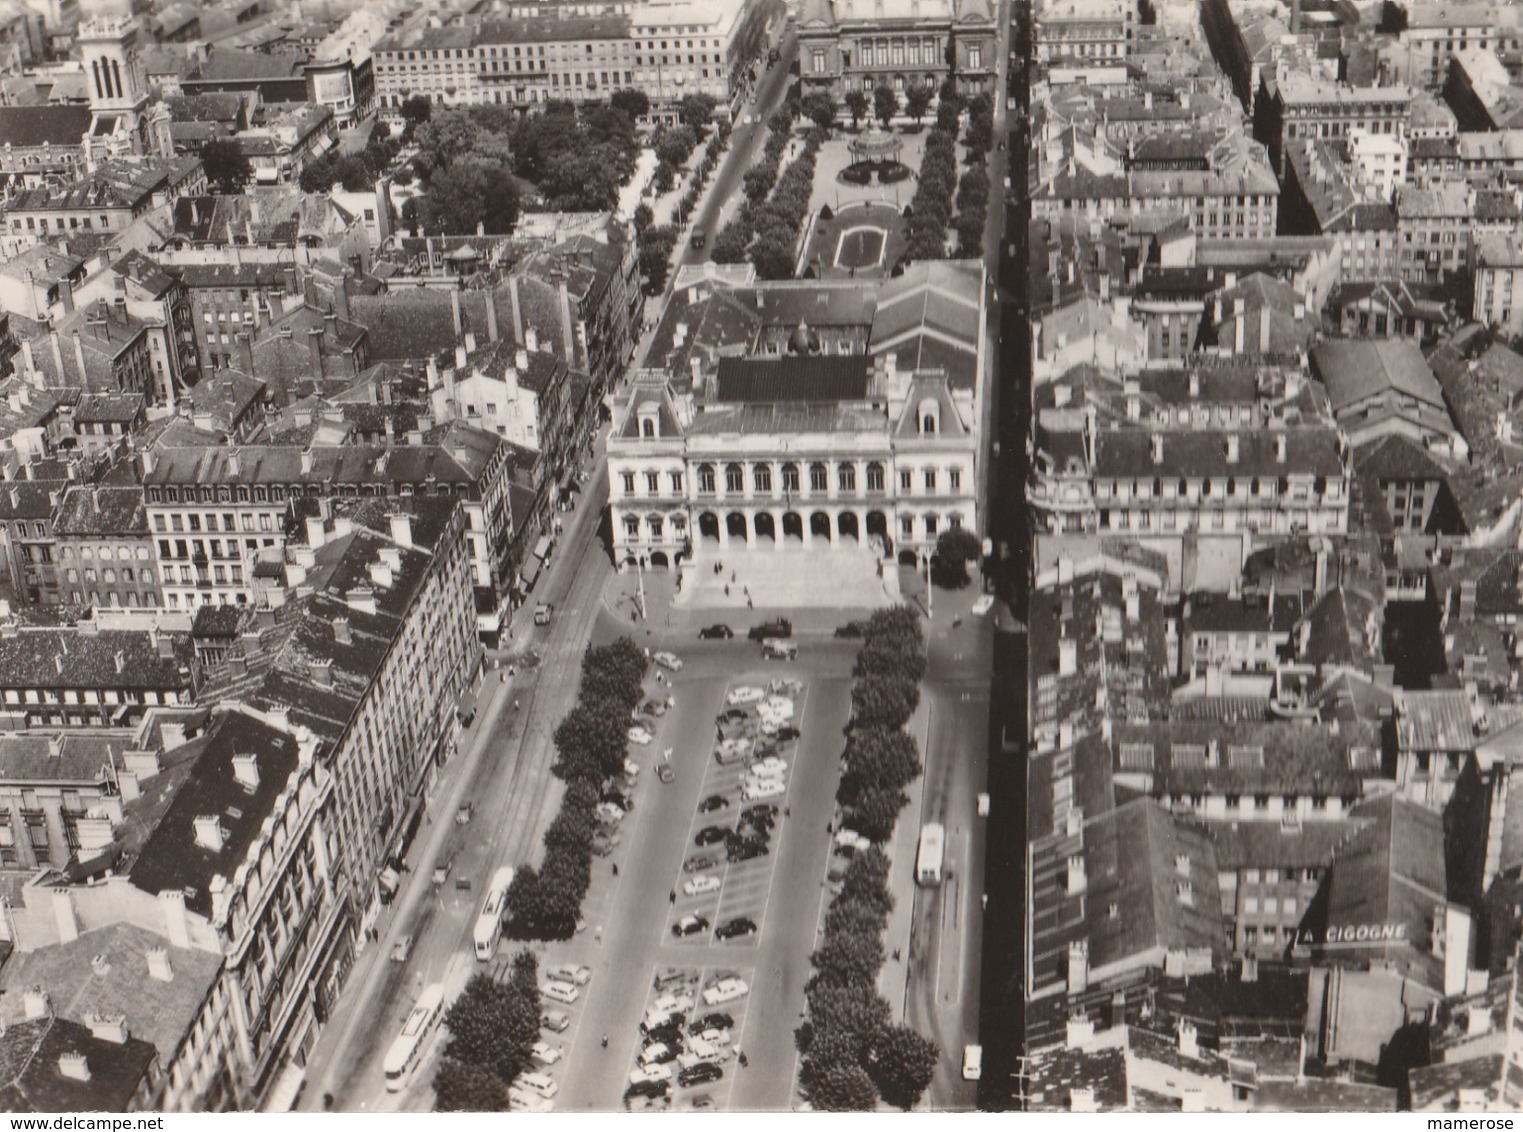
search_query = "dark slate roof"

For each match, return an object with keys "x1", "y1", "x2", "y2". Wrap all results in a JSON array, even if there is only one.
[
  {"x1": 713, "y1": 356, "x2": 873, "y2": 403},
  {"x1": 0, "y1": 105, "x2": 93, "y2": 148},
  {"x1": 53, "y1": 486, "x2": 148, "y2": 537},
  {"x1": 127, "y1": 710, "x2": 301, "y2": 918},
  {"x1": 0, "y1": 627, "x2": 193, "y2": 691},
  {"x1": 0, "y1": 1015, "x2": 157, "y2": 1112}
]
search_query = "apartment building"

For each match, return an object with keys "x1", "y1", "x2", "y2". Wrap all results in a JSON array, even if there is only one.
[
  {"x1": 0, "y1": 622, "x2": 196, "y2": 730},
  {"x1": 53, "y1": 485, "x2": 160, "y2": 610},
  {"x1": 796, "y1": 0, "x2": 998, "y2": 101},
  {"x1": 1475, "y1": 231, "x2": 1523, "y2": 335},
  {"x1": 1386, "y1": 0, "x2": 1523, "y2": 90},
  {"x1": 1034, "y1": 0, "x2": 1134, "y2": 63},
  {"x1": 1259, "y1": 71, "x2": 1412, "y2": 177},
  {"x1": 140, "y1": 426, "x2": 513, "y2": 617}
]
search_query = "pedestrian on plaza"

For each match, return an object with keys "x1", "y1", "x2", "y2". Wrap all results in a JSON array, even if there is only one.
[
  {"x1": 612, "y1": 863, "x2": 620, "y2": 876},
  {"x1": 602, "y1": 1034, "x2": 609, "y2": 1049},
  {"x1": 669, "y1": 889, "x2": 677, "y2": 904},
  {"x1": 724, "y1": 584, "x2": 730, "y2": 596},
  {"x1": 892, "y1": 948, "x2": 901, "y2": 961},
  {"x1": 747, "y1": 596, "x2": 754, "y2": 609},
  {"x1": 514, "y1": 699, "x2": 521, "y2": 713},
  {"x1": 508, "y1": 665, "x2": 515, "y2": 678},
  {"x1": 500, "y1": 673, "x2": 505, "y2": 684},
  {"x1": 731, "y1": 570, "x2": 737, "y2": 583},
  {"x1": 784, "y1": 805, "x2": 791, "y2": 818}
]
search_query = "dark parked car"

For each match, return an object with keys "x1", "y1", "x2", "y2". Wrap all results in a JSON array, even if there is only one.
[
  {"x1": 690, "y1": 1012, "x2": 734, "y2": 1035},
  {"x1": 644, "y1": 1024, "x2": 685, "y2": 1050},
  {"x1": 601, "y1": 789, "x2": 635, "y2": 812},
  {"x1": 774, "y1": 725, "x2": 801, "y2": 743},
  {"x1": 679, "y1": 1063, "x2": 725, "y2": 1088},
  {"x1": 698, "y1": 624, "x2": 734, "y2": 639},
  {"x1": 625, "y1": 1080, "x2": 669, "y2": 1100},
  {"x1": 742, "y1": 803, "x2": 778, "y2": 823},
  {"x1": 672, "y1": 914, "x2": 711, "y2": 937},
  {"x1": 834, "y1": 620, "x2": 869, "y2": 639},
  {"x1": 715, "y1": 917, "x2": 758, "y2": 940},
  {"x1": 694, "y1": 825, "x2": 729, "y2": 847},
  {"x1": 747, "y1": 618, "x2": 792, "y2": 641},
  {"x1": 737, "y1": 813, "x2": 774, "y2": 837},
  {"x1": 727, "y1": 838, "x2": 770, "y2": 863},
  {"x1": 697, "y1": 793, "x2": 731, "y2": 813},
  {"x1": 641, "y1": 1012, "x2": 686, "y2": 1035}
]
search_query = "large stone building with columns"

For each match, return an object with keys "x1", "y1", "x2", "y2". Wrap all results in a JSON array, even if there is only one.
[{"x1": 608, "y1": 352, "x2": 978, "y2": 569}]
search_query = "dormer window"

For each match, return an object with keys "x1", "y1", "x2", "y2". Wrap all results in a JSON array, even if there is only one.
[{"x1": 918, "y1": 397, "x2": 940, "y2": 436}]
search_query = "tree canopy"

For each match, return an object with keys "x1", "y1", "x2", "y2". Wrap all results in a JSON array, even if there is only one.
[{"x1": 200, "y1": 139, "x2": 251, "y2": 195}]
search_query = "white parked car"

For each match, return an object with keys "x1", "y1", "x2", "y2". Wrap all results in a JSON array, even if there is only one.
[
  {"x1": 531, "y1": 1040, "x2": 563, "y2": 1066},
  {"x1": 962, "y1": 1044, "x2": 983, "y2": 1080},
  {"x1": 640, "y1": 1042, "x2": 672, "y2": 1066},
  {"x1": 596, "y1": 802, "x2": 626, "y2": 824},
  {"x1": 653, "y1": 651, "x2": 683, "y2": 671},
  {"x1": 547, "y1": 964, "x2": 592, "y2": 986},
  {"x1": 508, "y1": 1086, "x2": 553, "y2": 1113},
  {"x1": 726, "y1": 686, "x2": 766, "y2": 706},
  {"x1": 683, "y1": 874, "x2": 722, "y2": 897},
  {"x1": 761, "y1": 695, "x2": 795, "y2": 719},
  {"x1": 629, "y1": 1063, "x2": 673, "y2": 1086},
  {"x1": 742, "y1": 779, "x2": 787, "y2": 802},
  {"x1": 750, "y1": 755, "x2": 788, "y2": 777},
  {"x1": 519, "y1": 1071, "x2": 559, "y2": 1099},
  {"x1": 542, "y1": 980, "x2": 580, "y2": 1004},
  {"x1": 972, "y1": 594, "x2": 995, "y2": 615},
  {"x1": 628, "y1": 725, "x2": 655, "y2": 746},
  {"x1": 701, "y1": 977, "x2": 749, "y2": 1006},
  {"x1": 624, "y1": 757, "x2": 642, "y2": 778}
]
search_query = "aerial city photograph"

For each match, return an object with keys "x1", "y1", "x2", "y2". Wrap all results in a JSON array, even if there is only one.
[{"x1": 2, "y1": 0, "x2": 1523, "y2": 1118}]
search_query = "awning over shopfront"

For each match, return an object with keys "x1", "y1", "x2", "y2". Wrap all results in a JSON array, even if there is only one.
[
  {"x1": 520, "y1": 555, "x2": 543, "y2": 591},
  {"x1": 533, "y1": 535, "x2": 554, "y2": 562}
]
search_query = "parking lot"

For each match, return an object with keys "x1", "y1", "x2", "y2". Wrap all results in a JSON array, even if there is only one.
[
  {"x1": 545, "y1": 632, "x2": 859, "y2": 1112},
  {"x1": 621, "y1": 962, "x2": 757, "y2": 1111}
]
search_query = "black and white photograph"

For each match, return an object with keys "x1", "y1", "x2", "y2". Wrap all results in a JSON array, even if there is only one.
[{"x1": 1, "y1": 0, "x2": 1519, "y2": 1118}]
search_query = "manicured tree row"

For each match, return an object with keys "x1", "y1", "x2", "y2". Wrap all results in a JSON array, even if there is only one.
[
  {"x1": 748, "y1": 126, "x2": 827, "y2": 280},
  {"x1": 711, "y1": 108, "x2": 799, "y2": 264},
  {"x1": 505, "y1": 638, "x2": 647, "y2": 939},
  {"x1": 632, "y1": 123, "x2": 731, "y2": 295},
  {"x1": 797, "y1": 606, "x2": 938, "y2": 1111},
  {"x1": 434, "y1": 950, "x2": 542, "y2": 1110},
  {"x1": 904, "y1": 126, "x2": 959, "y2": 261}
]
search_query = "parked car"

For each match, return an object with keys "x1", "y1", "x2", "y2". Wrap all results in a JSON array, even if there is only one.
[
  {"x1": 725, "y1": 685, "x2": 766, "y2": 706},
  {"x1": 742, "y1": 803, "x2": 778, "y2": 823},
  {"x1": 456, "y1": 801, "x2": 474, "y2": 825},
  {"x1": 432, "y1": 854, "x2": 455, "y2": 886},
  {"x1": 698, "y1": 624, "x2": 734, "y2": 639},
  {"x1": 653, "y1": 650, "x2": 683, "y2": 671},
  {"x1": 834, "y1": 620, "x2": 869, "y2": 639},
  {"x1": 658, "y1": 763, "x2": 676, "y2": 784},
  {"x1": 629, "y1": 1064, "x2": 673, "y2": 1086},
  {"x1": 601, "y1": 788, "x2": 636, "y2": 812},
  {"x1": 592, "y1": 831, "x2": 622, "y2": 857},
  {"x1": 641, "y1": 1042, "x2": 678, "y2": 1065},
  {"x1": 747, "y1": 618, "x2": 792, "y2": 641},
  {"x1": 962, "y1": 1044, "x2": 983, "y2": 1080},
  {"x1": 750, "y1": 755, "x2": 788, "y2": 777},
  {"x1": 694, "y1": 825, "x2": 729, "y2": 847},
  {"x1": 531, "y1": 1040, "x2": 563, "y2": 1066},
  {"x1": 972, "y1": 594, "x2": 995, "y2": 616},
  {"x1": 624, "y1": 757, "x2": 642, "y2": 778},
  {"x1": 625, "y1": 1079, "x2": 669, "y2": 1101},
  {"x1": 741, "y1": 779, "x2": 786, "y2": 802},
  {"x1": 683, "y1": 853, "x2": 720, "y2": 874},
  {"x1": 672, "y1": 914, "x2": 711, "y2": 937},
  {"x1": 690, "y1": 227, "x2": 706, "y2": 249},
  {"x1": 714, "y1": 917, "x2": 758, "y2": 941},
  {"x1": 690, "y1": 1012, "x2": 734, "y2": 1035},
  {"x1": 727, "y1": 838, "x2": 769, "y2": 863},
  {"x1": 541, "y1": 1010, "x2": 570, "y2": 1033},
  {"x1": 683, "y1": 874, "x2": 721, "y2": 897},
  {"x1": 534, "y1": 602, "x2": 554, "y2": 625},
  {"x1": 761, "y1": 638, "x2": 797, "y2": 661},
  {"x1": 774, "y1": 725, "x2": 801, "y2": 742},
  {"x1": 390, "y1": 935, "x2": 413, "y2": 963},
  {"x1": 697, "y1": 793, "x2": 731, "y2": 813},
  {"x1": 548, "y1": 964, "x2": 592, "y2": 986},
  {"x1": 596, "y1": 801, "x2": 627, "y2": 825},
  {"x1": 679, "y1": 1062, "x2": 725, "y2": 1088},
  {"x1": 644, "y1": 1022, "x2": 685, "y2": 1048},
  {"x1": 542, "y1": 980, "x2": 580, "y2": 1004},
  {"x1": 638, "y1": 698, "x2": 668, "y2": 718},
  {"x1": 628, "y1": 725, "x2": 655, "y2": 746},
  {"x1": 701, "y1": 977, "x2": 749, "y2": 1006}
]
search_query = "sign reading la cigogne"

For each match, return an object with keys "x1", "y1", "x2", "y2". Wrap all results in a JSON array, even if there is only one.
[{"x1": 1296, "y1": 922, "x2": 1408, "y2": 946}]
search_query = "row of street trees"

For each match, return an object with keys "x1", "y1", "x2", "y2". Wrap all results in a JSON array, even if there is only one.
[
  {"x1": 433, "y1": 950, "x2": 542, "y2": 1110},
  {"x1": 748, "y1": 126, "x2": 826, "y2": 279},
  {"x1": 633, "y1": 118, "x2": 731, "y2": 294},
  {"x1": 505, "y1": 638, "x2": 647, "y2": 938},
  {"x1": 710, "y1": 105, "x2": 799, "y2": 264},
  {"x1": 797, "y1": 606, "x2": 939, "y2": 1110},
  {"x1": 299, "y1": 120, "x2": 402, "y2": 193}
]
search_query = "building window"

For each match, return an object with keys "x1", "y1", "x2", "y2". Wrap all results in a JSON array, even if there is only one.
[
  {"x1": 901, "y1": 516, "x2": 914, "y2": 537},
  {"x1": 924, "y1": 468, "x2": 937, "y2": 491},
  {"x1": 810, "y1": 463, "x2": 828, "y2": 492},
  {"x1": 669, "y1": 470, "x2": 684, "y2": 493},
  {"x1": 646, "y1": 472, "x2": 660, "y2": 494},
  {"x1": 812, "y1": 49, "x2": 826, "y2": 73},
  {"x1": 949, "y1": 468, "x2": 961, "y2": 491},
  {"x1": 866, "y1": 462, "x2": 884, "y2": 492},
  {"x1": 624, "y1": 516, "x2": 640, "y2": 538},
  {"x1": 781, "y1": 463, "x2": 799, "y2": 493},
  {"x1": 924, "y1": 514, "x2": 938, "y2": 536},
  {"x1": 754, "y1": 465, "x2": 772, "y2": 493},
  {"x1": 622, "y1": 471, "x2": 635, "y2": 493},
  {"x1": 900, "y1": 469, "x2": 913, "y2": 491},
  {"x1": 725, "y1": 463, "x2": 744, "y2": 493},
  {"x1": 698, "y1": 464, "x2": 716, "y2": 493},
  {"x1": 838, "y1": 463, "x2": 857, "y2": 492}
]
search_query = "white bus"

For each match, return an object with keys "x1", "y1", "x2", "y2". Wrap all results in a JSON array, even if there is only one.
[
  {"x1": 473, "y1": 866, "x2": 514, "y2": 960},
  {"x1": 383, "y1": 982, "x2": 445, "y2": 1092},
  {"x1": 916, "y1": 823, "x2": 945, "y2": 886}
]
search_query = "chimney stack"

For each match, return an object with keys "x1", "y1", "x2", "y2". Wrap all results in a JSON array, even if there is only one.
[
  {"x1": 146, "y1": 948, "x2": 174, "y2": 982},
  {"x1": 231, "y1": 753, "x2": 259, "y2": 790},
  {"x1": 193, "y1": 815, "x2": 224, "y2": 852}
]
